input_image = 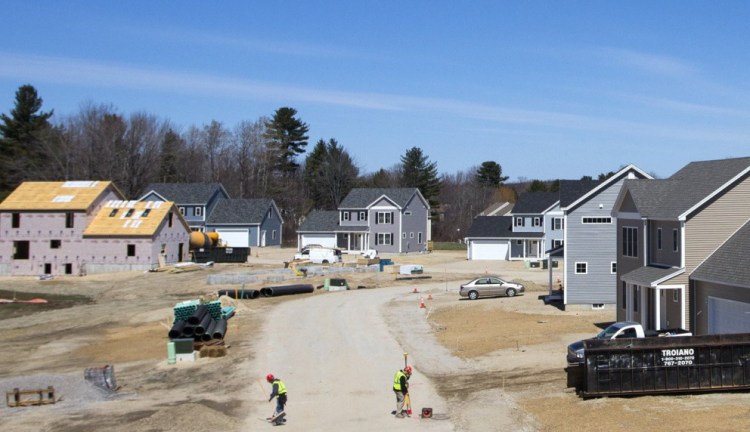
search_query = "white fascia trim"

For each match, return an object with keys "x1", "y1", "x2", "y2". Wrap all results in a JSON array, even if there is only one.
[
  {"x1": 679, "y1": 165, "x2": 750, "y2": 221},
  {"x1": 563, "y1": 164, "x2": 652, "y2": 212},
  {"x1": 651, "y1": 268, "x2": 685, "y2": 287}
]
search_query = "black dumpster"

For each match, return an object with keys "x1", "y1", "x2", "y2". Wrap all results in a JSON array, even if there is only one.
[
  {"x1": 568, "y1": 333, "x2": 750, "y2": 397},
  {"x1": 193, "y1": 247, "x2": 250, "y2": 263}
]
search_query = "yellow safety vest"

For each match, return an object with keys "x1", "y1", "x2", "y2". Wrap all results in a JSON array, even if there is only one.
[
  {"x1": 275, "y1": 379, "x2": 287, "y2": 396},
  {"x1": 393, "y1": 371, "x2": 406, "y2": 391}
]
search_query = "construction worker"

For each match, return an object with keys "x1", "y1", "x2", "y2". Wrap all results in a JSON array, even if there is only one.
[
  {"x1": 266, "y1": 374, "x2": 287, "y2": 424},
  {"x1": 392, "y1": 365, "x2": 412, "y2": 418}
]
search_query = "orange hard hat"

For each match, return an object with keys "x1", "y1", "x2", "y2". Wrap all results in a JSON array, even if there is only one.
[{"x1": 266, "y1": 374, "x2": 275, "y2": 382}]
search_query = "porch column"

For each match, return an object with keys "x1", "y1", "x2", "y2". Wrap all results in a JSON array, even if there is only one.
[{"x1": 654, "y1": 287, "x2": 661, "y2": 331}]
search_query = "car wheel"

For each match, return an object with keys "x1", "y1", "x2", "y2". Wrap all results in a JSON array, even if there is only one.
[
  {"x1": 506, "y1": 288, "x2": 516, "y2": 297},
  {"x1": 468, "y1": 290, "x2": 479, "y2": 300}
]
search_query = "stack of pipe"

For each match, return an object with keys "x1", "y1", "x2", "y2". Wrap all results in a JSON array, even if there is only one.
[
  {"x1": 259, "y1": 284, "x2": 314, "y2": 297},
  {"x1": 168, "y1": 303, "x2": 232, "y2": 342},
  {"x1": 218, "y1": 288, "x2": 260, "y2": 299}
]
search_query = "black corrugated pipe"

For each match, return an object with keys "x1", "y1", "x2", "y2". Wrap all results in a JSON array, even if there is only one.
[
  {"x1": 217, "y1": 289, "x2": 260, "y2": 299},
  {"x1": 194, "y1": 313, "x2": 213, "y2": 335},
  {"x1": 260, "y1": 288, "x2": 272, "y2": 297},
  {"x1": 212, "y1": 319, "x2": 228, "y2": 339},
  {"x1": 187, "y1": 305, "x2": 209, "y2": 325},
  {"x1": 200, "y1": 320, "x2": 217, "y2": 341},
  {"x1": 264, "y1": 284, "x2": 315, "y2": 297},
  {"x1": 168, "y1": 320, "x2": 187, "y2": 338},
  {"x1": 182, "y1": 325, "x2": 195, "y2": 336}
]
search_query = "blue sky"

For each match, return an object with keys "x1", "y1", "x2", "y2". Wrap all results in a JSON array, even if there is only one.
[{"x1": 2, "y1": 2, "x2": 750, "y2": 181}]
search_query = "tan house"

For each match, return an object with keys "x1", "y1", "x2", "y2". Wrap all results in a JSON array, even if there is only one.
[{"x1": 612, "y1": 157, "x2": 750, "y2": 334}]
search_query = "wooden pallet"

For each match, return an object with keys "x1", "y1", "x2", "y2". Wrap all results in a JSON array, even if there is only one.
[{"x1": 6, "y1": 386, "x2": 56, "y2": 407}]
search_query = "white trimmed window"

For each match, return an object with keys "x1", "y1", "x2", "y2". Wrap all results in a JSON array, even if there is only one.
[
  {"x1": 376, "y1": 233, "x2": 393, "y2": 245},
  {"x1": 343, "y1": 212, "x2": 350, "y2": 221},
  {"x1": 553, "y1": 218, "x2": 563, "y2": 230},
  {"x1": 515, "y1": 217, "x2": 524, "y2": 227},
  {"x1": 622, "y1": 227, "x2": 638, "y2": 258},
  {"x1": 575, "y1": 262, "x2": 588, "y2": 274},
  {"x1": 179, "y1": 207, "x2": 185, "y2": 215},
  {"x1": 195, "y1": 207, "x2": 202, "y2": 217},
  {"x1": 533, "y1": 217, "x2": 541, "y2": 227},
  {"x1": 418, "y1": 232, "x2": 422, "y2": 244},
  {"x1": 359, "y1": 211, "x2": 366, "y2": 221},
  {"x1": 582, "y1": 217, "x2": 612, "y2": 224},
  {"x1": 376, "y1": 212, "x2": 392, "y2": 224},
  {"x1": 611, "y1": 262, "x2": 617, "y2": 274},
  {"x1": 553, "y1": 239, "x2": 563, "y2": 248},
  {"x1": 657, "y1": 228, "x2": 662, "y2": 250},
  {"x1": 402, "y1": 232, "x2": 406, "y2": 239},
  {"x1": 672, "y1": 229, "x2": 679, "y2": 252},
  {"x1": 410, "y1": 232, "x2": 414, "y2": 238}
]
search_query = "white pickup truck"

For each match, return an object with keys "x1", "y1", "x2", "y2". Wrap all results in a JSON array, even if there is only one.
[{"x1": 567, "y1": 321, "x2": 692, "y2": 364}]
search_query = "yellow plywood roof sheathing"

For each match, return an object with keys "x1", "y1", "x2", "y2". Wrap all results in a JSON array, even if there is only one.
[
  {"x1": 0, "y1": 181, "x2": 124, "y2": 212},
  {"x1": 83, "y1": 200, "x2": 188, "y2": 237}
]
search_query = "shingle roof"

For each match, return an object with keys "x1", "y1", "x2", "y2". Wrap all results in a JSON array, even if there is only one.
[
  {"x1": 692, "y1": 219, "x2": 750, "y2": 288},
  {"x1": 338, "y1": 188, "x2": 420, "y2": 209},
  {"x1": 297, "y1": 210, "x2": 369, "y2": 233},
  {"x1": 558, "y1": 180, "x2": 600, "y2": 207},
  {"x1": 512, "y1": 192, "x2": 558, "y2": 214},
  {"x1": 206, "y1": 198, "x2": 273, "y2": 224},
  {"x1": 466, "y1": 216, "x2": 544, "y2": 238},
  {"x1": 0, "y1": 181, "x2": 123, "y2": 212},
  {"x1": 625, "y1": 157, "x2": 750, "y2": 219},
  {"x1": 140, "y1": 183, "x2": 227, "y2": 204},
  {"x1": 83, "y1": 200, "x2": 188, "y2": 237},
  {"x1": 620, "y1": 265, "x2": 683, "y2": 286}
]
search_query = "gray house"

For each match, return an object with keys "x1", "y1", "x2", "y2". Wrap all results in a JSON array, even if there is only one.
[
  {"x1": 613, "y1": 157, "x2": 750, "y2": 334},
  {"x1": 562, "y1": 164, "x2": 651, "y2": 310},
  {"x1": 296, "y1": 188, "x2": 430, "y2": 253},
  {"x1": 139, "y1": 183, "x2": 229, "y2": 232},
  {"x1": 465, "y1": 216, "x2": 543, "y2": 260},
  {"x1": 205, "y1": 198, "x2": 283, "y2": 248}
]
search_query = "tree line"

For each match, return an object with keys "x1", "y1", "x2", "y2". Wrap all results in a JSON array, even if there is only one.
[{"x1": 0, "y1": 84, "x2": 512, "y2": 243}]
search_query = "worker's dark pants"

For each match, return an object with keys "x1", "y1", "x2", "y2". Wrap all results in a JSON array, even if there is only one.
[
  {"x1": 394, "y1": 389, "x2": 405, "y2": 414},
  {"x1": 275, "y1": 394, "x2": 287, "y2": 414}
]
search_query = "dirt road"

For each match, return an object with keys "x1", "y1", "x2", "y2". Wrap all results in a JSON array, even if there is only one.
[{"x1": 245, "y1": 287, "x2": 454, "y2": 431}]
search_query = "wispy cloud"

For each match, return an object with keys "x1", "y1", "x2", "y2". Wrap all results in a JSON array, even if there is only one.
[
  {"x1": 596, "y1": 47, "x2": 698, "y2": 79},
  {"x1": 2, "y1": 53, "x2": 750, "y2": 144}
]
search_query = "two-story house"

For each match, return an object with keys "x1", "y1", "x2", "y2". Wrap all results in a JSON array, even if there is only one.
[
  {"x1": 0, "y1": 181, "x2": 190, "y2": 275},
  {"x1": 613, "y1": 157, "x2": 750, "y2": 334},
  {"x1": 561, "y1": 165, "x2": 651, "y2": 310},
  {"x1": 296, "y1": 188, "x2": 430, "y2": 253},
  {"x1": 139, "y1": 183, "x2": 229, "y2": 232}
]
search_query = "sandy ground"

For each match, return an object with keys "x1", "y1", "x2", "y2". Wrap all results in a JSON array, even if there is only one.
[{"x1": 1, "y1": 248, "x2": 750, "y2": 431}]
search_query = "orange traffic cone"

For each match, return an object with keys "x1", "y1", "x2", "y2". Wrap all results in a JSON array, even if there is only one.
[{"x1": 420, "y1": 297, "x2": 426, "y2": 309}]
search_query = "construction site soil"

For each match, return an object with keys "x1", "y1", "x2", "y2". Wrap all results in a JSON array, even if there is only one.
[{"x1": 1, "y1": 249, "x2": 748, "y2": 431}]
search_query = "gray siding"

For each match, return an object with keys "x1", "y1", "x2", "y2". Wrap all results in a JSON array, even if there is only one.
[
  {"x1": 615, "y1": 216, "x2": 647, "y2": 321},
  {"x1": 566, "y1": 177, "x2": 626, "y2": 305},
  {"x1": 340, "y1": 210, "x2": 369, "y2": 226},
  {"x1": 513, "y1": 215, "x2": 544, "y2": 233},
  {"x1": 400, "y1": 194, "x2": 428, "y2": 253},
  {"x1": 370, "y1": 198, "x2": 399, "y2": 253},
  {"x1": 545, "y1": 208, "x2": 564, "y2": 253},
  {"x1": 259, "y1": 207, "x2": 282, "y2": 246}
]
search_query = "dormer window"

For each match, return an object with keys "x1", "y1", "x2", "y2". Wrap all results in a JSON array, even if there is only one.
[
  {"x1": 195, "y1": 207, "x2": 202, "y2": 217},
  {"x1": 515, "y1": 217, "x2": 524, "y2": 227},
  {"x1": 342, "y1": 212, "x2": 350, "y2": 221},
  {"x1": 359, "y1": 211, "x2": 366, "y2": 221}
]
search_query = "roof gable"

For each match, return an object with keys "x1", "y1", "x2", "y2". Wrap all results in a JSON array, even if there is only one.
[
  {"x1": 0, "y1": 181, "x2": 124, "y2": 212},
  {"x1": 139, "y1": 182, "x2": 229, "y2": 204},
  {"x1": 206, "y1": 198, "x2": 277, "y2": 224},
  {"x1": 562, "y1": 164, "x2": 652, "y2": 212},
  {"x1": 339, "y1": 188, "x2": 423, "y2": 209}
]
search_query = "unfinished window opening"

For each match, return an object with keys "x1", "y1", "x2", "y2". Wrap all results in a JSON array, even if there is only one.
[
  {"x1": 13, "y1": 241, "x2": 30, "y2": 259},
  {"x1": 50, "y1": 239, "x2": 61, "y2": 249},
  {"x1": 65, "y1": 212, "x2": 74, "y2": 228},
  {"x1": 127, "y1": 244, "x2": 136, "y2": 257},
  {"x1": 12, "y1": 212, "x2": 20, "y2": 228}
]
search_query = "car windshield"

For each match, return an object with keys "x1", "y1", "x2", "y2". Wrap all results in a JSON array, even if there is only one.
[{"x1": 595, "y1": 323, "x2": 626, "y2": 339}]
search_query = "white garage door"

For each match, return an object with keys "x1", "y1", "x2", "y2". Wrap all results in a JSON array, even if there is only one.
[
  {"x1": 708, "y1": 297, "x2": 750, "y2": 335},
  {"x1": 469, "y1": 240, "x2": 508, "y2": 260},
  {"x1": 215, "y1": 229, "x2": 249, "y2": 247},
  {"x1": 301, "y1": 234, "x2": 336, "y2": 249}
]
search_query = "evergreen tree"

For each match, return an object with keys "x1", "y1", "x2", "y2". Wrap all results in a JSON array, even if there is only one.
[
  {"x1": 0, "y1": 84, "x2": 53, "y2": 192},
  {"x1": 264, "y1": 107, "x2": 309, "y2": 175},
  {"x1": 527, "y1": 179, "x2": 549, "y2": 192},
  {"x1": 399, "y1": 147, "x2": 441, "y2": 208},
  {"x1": 304, "y1": 138, "x2": 358, "y2": 209},
  {"x1": 159, "y1": 129, "x2": 183, "y2": 182},
  {"x1": 475, "y1": 161, "x2": 509, "y2": 187}
]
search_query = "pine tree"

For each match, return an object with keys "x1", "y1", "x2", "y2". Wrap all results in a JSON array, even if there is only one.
[
  {"x1": 399, "y1": 147, "x2": 441, "y2": 208},
  {"x1": 264, "y1": 107, "x2": 309, "y2": 175},
  {"x1": 475, "y1": 161, "x2": 509, "y2": 187},
  {"x1": 0, "y1": 84, "x2": 53, "y2": 192}
]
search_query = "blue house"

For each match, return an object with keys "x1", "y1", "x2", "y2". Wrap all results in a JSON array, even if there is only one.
[
  {"x1": 205, "y1": 198, "x2": 283, "y2": 248},
  {"x1": 139, "y1": 183, "x2": 229, "y2": 232}
]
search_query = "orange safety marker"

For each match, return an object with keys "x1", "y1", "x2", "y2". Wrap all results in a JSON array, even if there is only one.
[{"x1": 419, "y1": 297, "x2": 426, "y2": 308}]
